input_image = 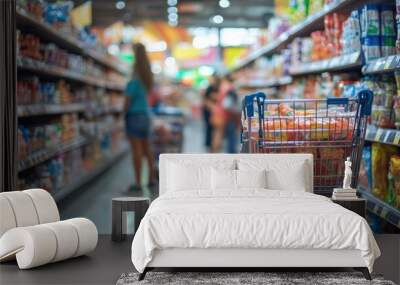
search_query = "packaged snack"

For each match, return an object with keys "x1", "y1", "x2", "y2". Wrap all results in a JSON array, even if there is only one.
[
  {"x1": 361, "y1": 4, "x2": 380, "y2": 37},
  {"x1": 380, "y1": 5, "x2": 396, "y2": 37},
  {"x1": 387, "y1": 155, "x2": 400, "y2": 208},
  {"x1": 371, "y1": 143, "x2": 398, "y2": 199}
]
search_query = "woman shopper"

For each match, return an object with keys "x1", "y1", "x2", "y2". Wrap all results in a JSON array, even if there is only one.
[
  {"x1": 124, "y1": 43, "x2": 156, "y2": 190},
  {"x1": 203, "y1": 75, "x2": 220, "y2": 151}
]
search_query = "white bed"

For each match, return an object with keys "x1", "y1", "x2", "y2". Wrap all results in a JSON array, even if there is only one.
[{"x1": 131, "y1": 154, "x2": 380, "y2": 280}]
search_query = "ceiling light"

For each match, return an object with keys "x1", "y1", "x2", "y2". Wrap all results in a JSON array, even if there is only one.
[
  {"x1": 212, "y1": 15, "x2": 224, "y2": 24},
  {"x1": 168, "y1": 7, "x2": 178, "y2": 13},
  {"x1": 168, "y1": 13, "x2": 178, "y2": 21},
  {"x1": 167, "y1": 0, "x2": 177, "y2": 6},
  {"x1": 219, "y1": 0, "x2": 230, "y2": 8},
  {"x1": 115, "y1": 1, "x2": 125, "y2": 10}
]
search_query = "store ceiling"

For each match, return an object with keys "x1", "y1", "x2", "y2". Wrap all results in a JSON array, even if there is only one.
[{"x1": 74, "y1": 0, "x2": 275, "y2": 28}]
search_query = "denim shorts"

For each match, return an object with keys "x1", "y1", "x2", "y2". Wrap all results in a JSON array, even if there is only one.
[{"x1": 125, "y1": 113, "x2": 151, "y2": 139}]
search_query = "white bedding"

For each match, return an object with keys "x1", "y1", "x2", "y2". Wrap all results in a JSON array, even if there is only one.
[{"x1": 131, "y1": 190, "x2": 380, "y2": 273}]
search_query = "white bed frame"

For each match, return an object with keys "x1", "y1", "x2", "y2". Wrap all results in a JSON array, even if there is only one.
[{"x1": 139, "y1": 154, "x2": 370, "y2": 280}]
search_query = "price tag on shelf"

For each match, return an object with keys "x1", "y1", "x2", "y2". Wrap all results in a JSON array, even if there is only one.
[
  {"x1": 384, "y1": 56, "x2": 395, "y2": 70},
  {"x1": 385, "y1": 130, "x2": 396, "y2": 144},
  {"x1": 375, "y1": 128, "x2": 384, "y2": 142},
  {"x1": 393, "y1": 131, "x2": 400, "y2": 145}
]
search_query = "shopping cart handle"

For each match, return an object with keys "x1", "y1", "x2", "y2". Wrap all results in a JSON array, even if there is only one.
[
  {"x1": 357, "y1": 89, "x2": 373, "y2": 116},
  {"x1": 327, "y1": 97, "x2": 349, "y2": 105},
  {"x1": 244, "y1": 92, "x2": 266, "y2": 117}
]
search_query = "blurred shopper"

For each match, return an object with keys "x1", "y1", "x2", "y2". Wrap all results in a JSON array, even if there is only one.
[
  {"x1": 124, "y1": 43, "x2": 156, "y2": 190},
  {"x1": 222, "y1": 76, "x2": 240, "y2": 153},
  {"x1": 203, "y1": 75, "x2": 220, "y2": 150}
]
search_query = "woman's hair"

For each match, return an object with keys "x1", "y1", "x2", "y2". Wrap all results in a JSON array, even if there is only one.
[{"x1": 133, "y1": 43, "x2": 153, "y2": 91}]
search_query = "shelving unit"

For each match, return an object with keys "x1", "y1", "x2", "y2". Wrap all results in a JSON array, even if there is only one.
[
  {"x1": 365, "y1": 125, "x2": 400, "y2": 146},
  {"x1": 16, "y1": 8, "x2": 128, "y2": 202},
  {"x1": 238, "y1": 76, "x2": 292, "y2": 89},
  {"x1": 362, "y1": 55, "x2": 400, "y2": 74},
  {"x1": 18, "y1": 103, "x2": 85, "y2": 117},
  {"x1": 358, "y1": 187, "x2": 400, "y2": 228},
  {"x1": 16, "y1": 9, "x2": 128, "y2": 75},
  {"x1": 289, "y1": 52, "x2": 362, "y2": 76},
  {"x1": 230, "y1": 0, "x2": 400, "y2": 230},
  {"x1": 18, "y1": 58, "x2": 125, "y2": 91},
  {"x1": 18, "y1": 136, "x2": 88, "y2": 172},
  {"x1": 226, "y1": 0, "x2": 362, "y2": 74}
]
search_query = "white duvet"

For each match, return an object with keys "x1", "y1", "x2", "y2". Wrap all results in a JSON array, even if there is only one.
[{"x1": 131, "y1": 190, "x2": 380, "y2": 273}]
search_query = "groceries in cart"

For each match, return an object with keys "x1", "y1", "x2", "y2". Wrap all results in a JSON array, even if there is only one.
[
  {"x1": 243, "y1": 101, "x2": 356, "y2": 142},
  {"x1": 241, "y1": 91, "x2": 373, "y2": 195}
]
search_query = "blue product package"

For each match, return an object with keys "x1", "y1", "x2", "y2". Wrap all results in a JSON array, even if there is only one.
[
  {"x1": 360, "y1": 146, "x2": 373, "y2": 190},
  {"x1": 43, "y1": 2, "x2": 73, "y2": 24},
  {"x1": 362, "y1": 36, "x2": 381, "y2": 62}
]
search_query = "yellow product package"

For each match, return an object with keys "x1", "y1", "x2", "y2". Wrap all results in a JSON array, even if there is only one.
[{"x1": 372, "y1": 143, "x2": 398, "y2": 200}]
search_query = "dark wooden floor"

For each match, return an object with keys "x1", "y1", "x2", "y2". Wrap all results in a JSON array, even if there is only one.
[{"x1": 0, "y1": 235, "x2": 133, "y2": 285}]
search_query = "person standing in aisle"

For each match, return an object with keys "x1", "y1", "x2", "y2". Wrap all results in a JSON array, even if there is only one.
[
  {"x1": 222, "y1": 76, "x2": 240, "y2": 153},
  {"x1": 203, "y1": 74, "x2": 220, "y2": 151},
  {"x1": 124, "y1": 43, "x2": 156, "y2": 190}
]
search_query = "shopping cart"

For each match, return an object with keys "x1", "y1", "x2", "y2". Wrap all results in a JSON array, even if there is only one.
[{"x1": 241, "y1": 91, "x2": 373, "y2": 196}]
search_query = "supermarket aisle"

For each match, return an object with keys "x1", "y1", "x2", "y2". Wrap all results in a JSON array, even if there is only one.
[{"x1": 59, "y1": 118, "x2": 206, "y2": 234}]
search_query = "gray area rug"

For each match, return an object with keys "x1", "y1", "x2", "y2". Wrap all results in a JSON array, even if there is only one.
[{"x1": 116, "y1": 272, "x2": 395, "y2": 285}]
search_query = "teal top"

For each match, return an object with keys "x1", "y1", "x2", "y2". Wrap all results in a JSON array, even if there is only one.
[{"x1": 125, "y1": 79, "x2": 149, "y2": 114}]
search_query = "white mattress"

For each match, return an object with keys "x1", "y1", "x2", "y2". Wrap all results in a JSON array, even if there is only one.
[{"x1": 131, "y1": 190, "x2": 380, "y2": 273}]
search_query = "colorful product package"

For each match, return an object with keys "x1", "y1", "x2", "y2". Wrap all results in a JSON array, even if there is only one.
[
  {"x1": 359, "y1": 146, "x2": 373, "y2": 190},
  {"x1": 387, "y1": 155, "x2": 400, "y2": 209},
  {"x1": 371, "y1": 143, "x2": 399, "y2": 200}
]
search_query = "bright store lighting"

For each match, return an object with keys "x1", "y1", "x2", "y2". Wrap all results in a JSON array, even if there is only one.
[
  {"x1": 219, "y1": 0, "x2": 230, "y2": 8},
  {"x1": 168, "y1": 13, "x2": 178, "y2": 21},
  {"x1": 165, "y1": 57, "x2": 176, "y2": 66},
  {"x1": 198, "y1": 65, "x2": 214, "y2": 76},
  {"x1": 168, "y1": 7, "x2": 178, "y2": 13},
  {"x1": 107, "y1": 44, "x2": 120, "y2": 55},
  {"x1": 115, "y1": 1, "x2": 125, "y2": 10},
  {"x1": 212, "y1": 15, "x2": 224, "y2": 24},
  {"x1": 146, "y1": 41, "x2": 167, "y2": 52},
  {"x1": 167, "y1": 0, "x2": 177, "y2": 6}
]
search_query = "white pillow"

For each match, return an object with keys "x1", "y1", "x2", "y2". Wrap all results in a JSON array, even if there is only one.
[
  {"x1": 166, "y1": 159, "x2": 236, "y2": 192},
  {"x1": 238, "y1": 158, "x2": 309, "y2": 192},
  {"x1": 236, "y1": 169, "x2": 267, "y2": 189},
  {"x1": 167, "y1": 162, "x2": 211, "y2": 191},
  {"x1": 211, "y1": 168, "x2": 236, "y2": 191}
]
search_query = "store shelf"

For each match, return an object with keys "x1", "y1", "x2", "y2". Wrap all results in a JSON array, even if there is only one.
[
  {"x1": 53, "y1": 146, "x2": 129, "y2": 202},
  {"x1": 226, "y1": 0, "x2": 360, "y2": 74},
  {"x1": 365, "y1": 125, "x2": 400, "y2": 146},
  {"x1": 18, "y1": 136, "x2": 88, "y2": 172},
  {"x1": 358, "y1": 187, "x2": 400, "y2": 229},
  {"x1": 238, "y1": 76, "x2": 292, "y2": 88},
  {"x1": 16, "y1": 9, "x2": 128, "y2": 75},
  {"x1": 18, "y1": 103, "x2": 85, "y2": 117},
  {"x1": 362, "y1": 55, "x2": 400, "y2": 75},
  {"x1": 289, "y1": 52, "x2": 362, "y2": 76},
  {"x1": 17, "y1": 58, "x2": 125, "y2": 91}
]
